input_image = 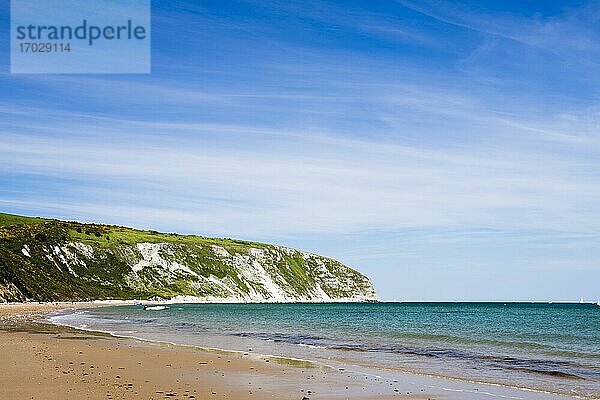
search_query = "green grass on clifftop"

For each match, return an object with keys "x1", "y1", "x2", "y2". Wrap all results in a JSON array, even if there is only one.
[
  {"x1": 0, "y1": 212, "x2": 267, "y2": 250},
  {"x1": 0, "y1": 213, "x2": 45, "y2": 227}
]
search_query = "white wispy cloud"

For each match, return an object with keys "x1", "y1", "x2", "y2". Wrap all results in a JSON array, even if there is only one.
[
  {"x1": 397, "y1": 0, "x2": 600, "y2": 59},
  {"x1": 2, "y1": 98, "x2": 599, "y2": 239}
]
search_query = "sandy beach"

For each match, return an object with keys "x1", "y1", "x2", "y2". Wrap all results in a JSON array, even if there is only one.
[
  {"x1": 1, "y1": 303, "x2": 586, "y2": 400},
  {"x1": 0, "y1": 303, "x2": 426, "y2": 400}
]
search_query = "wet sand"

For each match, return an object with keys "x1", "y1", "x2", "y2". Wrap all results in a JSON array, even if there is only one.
[{"x1": 0, "y1": 303, "x2": 429, "y2": 400}]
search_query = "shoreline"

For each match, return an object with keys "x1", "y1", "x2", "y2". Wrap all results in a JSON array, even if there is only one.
[
  {"x1": 0, "y1": 302, "x2": 417, "y2": 400},
  {"x1": 0, "y1": 302, "x2": 584, "y2": 400},
  {"x1": 47, "y1": 310, "x2": 585, "y2": 400}
]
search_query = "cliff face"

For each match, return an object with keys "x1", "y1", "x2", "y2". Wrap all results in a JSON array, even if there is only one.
[{"x1": 0, "y1": 213, "x2": 378, "y2": 303}]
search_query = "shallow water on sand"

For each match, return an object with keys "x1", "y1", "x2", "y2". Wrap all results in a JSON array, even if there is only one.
[{"x1": 50, "y1": 302, "x2": 600, "y2": 399}]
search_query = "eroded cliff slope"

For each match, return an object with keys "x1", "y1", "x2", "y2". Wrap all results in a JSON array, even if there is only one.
[{"x1": 0, "y1": 213, "x2": 378, "y2": 303}]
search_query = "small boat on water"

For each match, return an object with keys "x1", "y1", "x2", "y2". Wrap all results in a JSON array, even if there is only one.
[{"x1": 143, "y1": 305, "x2": 170, "y2": 311}]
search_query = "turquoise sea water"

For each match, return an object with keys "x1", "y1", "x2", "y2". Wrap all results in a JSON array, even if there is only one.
[{"x1": 51, "y1": 303, "x2": 600, "y2": 399}]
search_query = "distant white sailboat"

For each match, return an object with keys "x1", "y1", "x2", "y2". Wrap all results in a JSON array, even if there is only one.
[{"x1": 580, "y1": 298, "x2": 584, "y2": 304}]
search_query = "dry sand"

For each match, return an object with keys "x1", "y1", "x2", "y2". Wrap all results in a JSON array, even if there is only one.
[{"x1": 0, "y1": 303, "x2": 430, "y2": 400}]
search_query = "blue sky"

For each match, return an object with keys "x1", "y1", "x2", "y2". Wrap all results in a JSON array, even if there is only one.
[{"x1": 1, "y1": 0, "x2": 599, "y2": 301}]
